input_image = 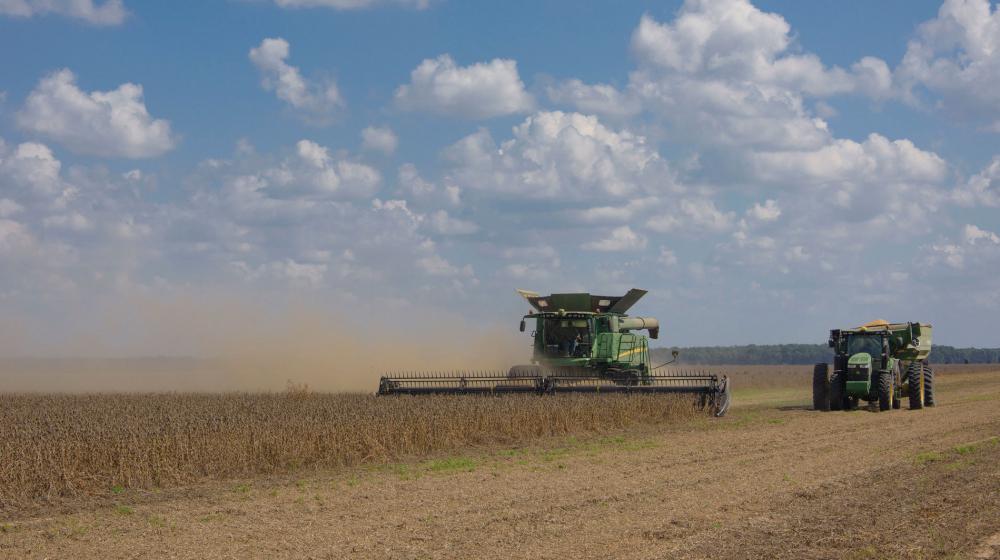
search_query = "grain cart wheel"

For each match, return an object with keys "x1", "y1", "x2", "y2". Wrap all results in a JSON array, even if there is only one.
[
  {"x1": 923, "y1": 362, "x2": 935, "y2": 407},
  {"x1": 813, "y1": 363, "x2": 830, "y2": 411},
  {"x1": 829, "y1": 369, "x2": 846, "y2": 411},
  {"x1": 892, "y1": 363, "x2": 902, "y2": 409},
  {"x1": 878, "y1": 370, "x2": 894, "y2": 411},
  {"x1": 907, "y1": 362, "x2": 924, "y2": 410}
]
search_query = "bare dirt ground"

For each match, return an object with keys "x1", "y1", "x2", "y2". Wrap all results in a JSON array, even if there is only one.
[{"x1": 3, "y1": 369, "x2": 999, "y2": 559}]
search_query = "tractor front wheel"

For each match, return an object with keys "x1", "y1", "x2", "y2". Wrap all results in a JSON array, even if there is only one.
[
  {"x1": 878, "y1": 371, "x2": 894, "y2": 411},
  {"x1": 829, "y1": 369, "x2": 846, "y2": 411},
  {"x1": 813, "y1": 363, "x2": 830, "y2": 411},
  {"x1": 907, "y1": 362, "x2": 924, "y2": 410}
]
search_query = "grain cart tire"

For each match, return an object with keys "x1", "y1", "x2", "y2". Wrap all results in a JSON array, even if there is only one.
[
  {"x1": 878, "y1": 370, "x2": 894, "y2": 411},
  {"x1": 923, "y1": 362, "x2": 935, "y2": 407},
  {"x1": 907, "y1": 362, "x2": 924, "y2": 410},
  {"x1": 813, "y1": 363, "x2": 830, "y2": 411},
  {"x1": 892, "y1": 363, "x2": 902, "y2": 409},
  {"x1": 829, "y1": 369, "x2": 846, "y2": 411}
]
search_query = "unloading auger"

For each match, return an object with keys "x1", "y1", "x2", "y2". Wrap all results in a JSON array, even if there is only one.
[{"x1": 377, "y1": 289, "x2": 731, "y2": 417}]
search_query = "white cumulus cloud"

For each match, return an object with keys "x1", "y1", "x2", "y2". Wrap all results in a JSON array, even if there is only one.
[
  {"x1": 546, "y1": 79, "x2": 642, "y2": 119},
  {"x1": 288, "y1": 139, "x2": 381, "y2": 197},
  {"x1": 394, "y1": 54, "x2": 534, "y2": 119},
  {"x1": 897, "y1": 0, "x2": 1000, "y2": 130},
  {"x1": 426, "y1": 210, "x2": 477, "y2": 235},
  {"x1": 17, "y1": 69, "x2": 176, "y2": 158},
  {"x1": 582, "y1": 225, "x2": 647, "y2": 251},
  {"x1": 0, "y1": 0, "x2": 126, "y2": 25},
  {"x1": 249, "y1": 37, "x2": 344, "y2": 123},
  {"x1": 0, "y1": 141, "x2": 65, "y2": 196},
  {"x1": 630, "y1": 3, "x2": 889, "y2": 98},
  {"x1": 444, "y1": 111, "x2": 670, "y2": 199},
  {"x1": 746, "y1": 199, "x2": 781, "y2": 222},
  {"x1": 646, "y1": 198, "x2": 734, "y2": 234},
  {"x1": 954, "y1": 155, "x2": 1000, "y2": 207},
  {"x1": 360, "y1": 126, "x2": 398, "y2": 154},
  {"x1": 751, "y1": 134, "x2": 948, "y2": 186},
  {"x1": 609, "y1": 1, "x2": 894, "y2": 151},
  {"x1": 964, "y1": 224, "x2": 1000, "y2": 245},
  {"x1": 927, "y1": 224, "x2": 1000, "y2": 270}
]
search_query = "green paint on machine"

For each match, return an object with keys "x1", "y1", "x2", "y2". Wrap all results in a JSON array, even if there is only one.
[
  {"x1": 377, "y1": 289, "x2": 732, "y2": 417},
  {"x1": 812, "y1": 321, "x2": 936, "y2": 413}
]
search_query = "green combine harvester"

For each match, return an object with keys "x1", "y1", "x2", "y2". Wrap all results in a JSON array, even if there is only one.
[
  {"x1": 813, "y1": 320, "x2": 934, "y2": 412},
  {"x1": 378, "y1": 289, "x2": 731, "y2": 417}
]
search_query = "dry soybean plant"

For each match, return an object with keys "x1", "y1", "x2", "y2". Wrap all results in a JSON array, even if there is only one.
[{"x1": 0, "y1": 390, "x2": 697, "y2": 509}]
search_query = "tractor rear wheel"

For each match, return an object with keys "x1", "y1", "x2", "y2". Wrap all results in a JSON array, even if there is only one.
[
  {"x1": 878, "y1": 370, "x2": 894, "y2": 411},
  {"x1": 907, "y1": 362, "x2": 924, "y2": 410},
  {"x1": 829, "y1": 369, "x2": 846, "y2": 411},
  {"x1": 812, "y1": 363, "x2": 830, "y2": 411},
  {"x1": 923, "y1": 362, "x2": 935, "y2": 406}
]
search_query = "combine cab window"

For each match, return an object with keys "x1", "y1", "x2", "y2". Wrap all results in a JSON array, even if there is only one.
[
  {"x1": 542, "y1": 318, "x2": 592, "y2": 357},
  {"x1": 847, "y1": 335, "x2": 882, "y2": 358}
]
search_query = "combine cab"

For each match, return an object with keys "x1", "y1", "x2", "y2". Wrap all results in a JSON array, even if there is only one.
[
  {"x1": 813, "y1": 320, "x2": 934, "y2": 412},
  {"x1": 378, "y1": 289, "x2": 731, "y2": 417}
]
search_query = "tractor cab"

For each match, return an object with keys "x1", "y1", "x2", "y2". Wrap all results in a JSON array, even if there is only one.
[{"x1": 843, "y1": 332, "x2": 888, "y2": 395}]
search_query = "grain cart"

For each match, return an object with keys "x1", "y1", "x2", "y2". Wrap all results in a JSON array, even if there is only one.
[
  {"x1": 378, "y1": 289, "x2": 731, "y2": 416},
  {"x1": 813, "y1": 320, "x2": 934, "y2": 412}
]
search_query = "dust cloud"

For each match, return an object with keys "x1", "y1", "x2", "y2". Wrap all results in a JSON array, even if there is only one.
[{"x1": 0, "y1": 293, "x2": 530, "y2": 393}]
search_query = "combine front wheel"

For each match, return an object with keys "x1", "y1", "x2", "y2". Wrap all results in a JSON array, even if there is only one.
[
  {"x1": 907, "y1": 362, "x2": 924, "y2": 410},
  {"x1": 878, "y1": 371, "x2": 894, "y2": 412},
  {"x1": 812, "y1": 363, "x2": 830, "y2": 411}
]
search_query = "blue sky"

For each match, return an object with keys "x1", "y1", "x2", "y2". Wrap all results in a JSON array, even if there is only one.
[{"x1": 1, "y1": 0, "x2": 999, "y2": 355}]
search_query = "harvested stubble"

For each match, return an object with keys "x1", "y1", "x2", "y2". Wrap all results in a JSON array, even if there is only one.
[
  {"x1": 698, "y1": 365, "x2": 813, "y2": 390},
  {"x1": 0, "y1": 391, "x2": 697, "y2": 508}
]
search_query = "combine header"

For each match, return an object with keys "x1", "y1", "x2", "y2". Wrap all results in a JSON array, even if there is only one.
[{"x1": 378, "y1": 289, "x2": 731, "y2": 417}]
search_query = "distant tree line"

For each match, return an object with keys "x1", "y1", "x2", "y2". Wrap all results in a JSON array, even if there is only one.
[{"x1": 650, "y1": 344, "x2": 1000, "y2": 365}]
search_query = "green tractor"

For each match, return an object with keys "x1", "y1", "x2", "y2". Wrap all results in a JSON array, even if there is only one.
[
  {"x1": 379, "y1": 289, "x2": 731, "y2": 416},
  {"x1": 813, "y1": 320, "x2": 934, "y2": 412}
]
